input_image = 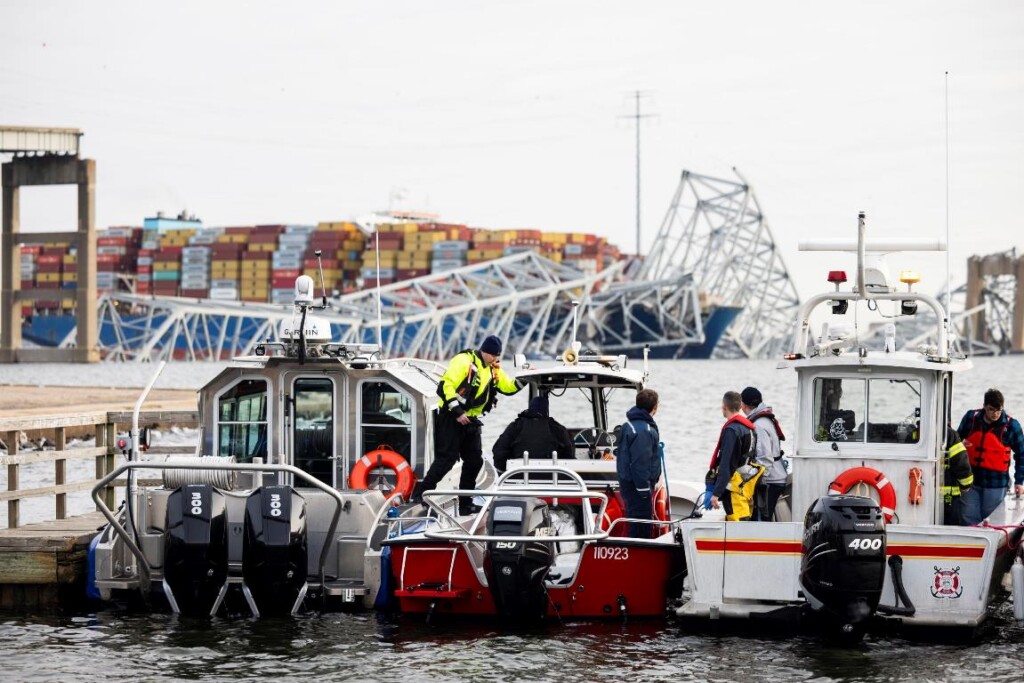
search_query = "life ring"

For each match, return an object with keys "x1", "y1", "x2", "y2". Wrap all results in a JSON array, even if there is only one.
[
  {"x1": 828, "y1": 466, "x2": 896, "y2": 523},
  {"x1": 653, "y1": 481, "x2": 670, "y2": 535},
  {"x1": 349, "y1": 448, "x2": 416, "y2": 502},
  {"x1": 600, "y1": 491, "x2": 626, "y2": 536}
]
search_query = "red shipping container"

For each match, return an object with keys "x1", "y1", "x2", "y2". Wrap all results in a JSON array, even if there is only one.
[
  {"x1": 254, "y1": 224, "x2": 285, "y2": 233},
  {"x1": 159, "y1": 246, "x2": 184, "y2": 256},
  {"x1": 35, "y1": 281, "x2": 60, "y2": 289},
  {"x1": 225, "y1": 226, "x2": 253, "y2": 234},
  {"x1": 21, "y1": 245, "x2": 43, "y2": 255},
  {"x1": 249, "y1": 233, "x2": 279, "y2": 244},
  {"x1": 181, "y1": 288, "x2": 209, "y2": 298},
  {"x1": 374, "y1": 231, "x2": 405, "y2": 241},
  {"x1": 97, "y1": 254, "x2": 120, "y2": 265},
  {"x1": 36, "y1": 262, "x2": 63, "y2": 273},
  {"x1": 243, "y1": 251, "x2": 272, "y2": 261},
  {"x1": 271, "y1": 276, "x2": 297, "y2": 288},
  {"x1": 37, "y1": 254, "x2": 63, "y2": 265},
  {"x1": 211, "y1": 243, "x2": 244, "y2": 257},
  {"x1": 98, "y1": 236, "x2": 131, "y2": 247},
  {"x1": 272, "y1": 268, "x2": 301, "y2": 279},
  {"x1": 137, "y1": 265, "x2": 152, "y2": 274},
  {"x1": 396, "y1": 268, "x2": 430, "y2": 280},
  {"x1": 20, "y1": 279, "x2": 33, "y2": 289},
  {"x1": 304, "y1": 258, "x2": 338, "y2": 269}
]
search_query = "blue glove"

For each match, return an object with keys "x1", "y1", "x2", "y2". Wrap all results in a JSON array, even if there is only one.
[{"x1": 703, "y1": 482, "x2": 715, "y2": 509}]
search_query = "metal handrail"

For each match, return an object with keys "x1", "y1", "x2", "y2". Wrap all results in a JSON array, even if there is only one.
[
  {"x1": 90, "y1": 462, "x2": 345, "y2": 585},
  {"x1": 421, "y1": 487, "x2": 609, "y2": 543}
]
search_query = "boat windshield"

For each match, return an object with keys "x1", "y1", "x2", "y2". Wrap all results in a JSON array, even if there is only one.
[{"x1": 812, "y1": 377, "x2": 921, "y2": 445}]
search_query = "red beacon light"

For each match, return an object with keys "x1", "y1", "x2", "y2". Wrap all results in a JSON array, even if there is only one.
[{"x1": 827, "y1": 270, "x2": 847, "y2": 284}]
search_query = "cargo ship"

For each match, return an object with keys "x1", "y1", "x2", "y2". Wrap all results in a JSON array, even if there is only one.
[{"x1": 19, "y1": 212, "x2": 732, "y2": 358}]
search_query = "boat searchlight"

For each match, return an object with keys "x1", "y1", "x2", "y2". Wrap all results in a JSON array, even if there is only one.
[
  {"x1": 899, "y1": 270, "x2": 921, "y2": 315},
  {"x1": 827, "y1": 270, "x2": 849, "y2": 315}
]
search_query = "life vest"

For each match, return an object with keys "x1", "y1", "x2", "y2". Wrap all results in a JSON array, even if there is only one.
[
  {"x1": 436, "y1": 350, "x2": 497, "y2": 414},
  {"x1": 962, "y1": 410, "x2": 1012, "y2": 472},
  {"x1": 706, "y1": 415, "x2": 762, "y2": 521}
]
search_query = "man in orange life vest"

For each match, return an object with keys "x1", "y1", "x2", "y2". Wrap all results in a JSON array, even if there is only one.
[
  {"x1": 708, "y1": 391, "x2": 758, "y2": 519},
  {"x1": 956, "y1": 388, "x2": 1024, "y2": 525}
]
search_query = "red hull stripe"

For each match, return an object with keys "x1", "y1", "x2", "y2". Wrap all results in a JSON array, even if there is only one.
[
  {"x1": 694, "y1": 538, "x2": 987, "y2": 560},
  {"x1": 695, "y1": 539, "x2": 800, "y2": 554},
  {"x1": 885, "y1": 544, "x2": 985, "y2": 560}
]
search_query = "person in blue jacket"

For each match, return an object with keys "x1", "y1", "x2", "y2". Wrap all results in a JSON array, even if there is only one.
[{"x1": 616, "y1": 388, "x2": 661, "y2": 538}]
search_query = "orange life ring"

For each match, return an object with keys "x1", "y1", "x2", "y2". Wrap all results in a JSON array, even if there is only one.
[
  {"x1": 600, "y1": 491, "x2": 626, "y2": 536},
  {"x1": 828, "y1": 466, "x2": 897, "y2": 523},
  {"x1": 653, "y1": 481, "x2": 670, "y2": 534},
  {"x1": 349, "y1": 448, "x2": 416, "y2": 502}
]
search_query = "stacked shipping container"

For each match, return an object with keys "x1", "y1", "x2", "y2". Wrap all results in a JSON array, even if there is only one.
[{"x1": 15, "y1": 218, "x2": 622, "y2": 316}]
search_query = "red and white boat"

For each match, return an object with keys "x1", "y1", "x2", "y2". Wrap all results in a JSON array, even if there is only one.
[
  {"x1": 672, "y1": 214, "x2": 1024, "y2": 637},
  {"x1": 382, "y1": 350, "x2": 688, "y2": 621}
]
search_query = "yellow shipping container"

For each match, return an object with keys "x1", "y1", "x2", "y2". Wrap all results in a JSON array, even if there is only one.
[
  {"x1": 153, "y1": 262, "x2": 179, "y2": 272},
  {"x1": 467, "y1": 249, "x2": 504, "y2": 261},
  {"x1": 343, "y1": 260, "x2": 362, "y2": 270},
  {"x1": 37, "y1": 273, "x2": 62, "y2": 283},
  {"x1": 541, "y1": 232, "x2": 568, "y2": 244},
  {"x1": 342, "y1": 239, "x2": 365, "y2": 251},
  {"x1": 396, "y1": 222, "x2": 420, "y2": 234},
  {"x1": 63, "y1": 254, "x2": 78, "y2": 264},
  {"x1": 62, "y1": 272, "x2": 77, "y2": 282}
]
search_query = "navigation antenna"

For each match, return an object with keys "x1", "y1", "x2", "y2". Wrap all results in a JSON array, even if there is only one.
[
  {"x1": 620, "y1": 90, "x2": 656, "y2": 255},
  {"x1": 374, "y1": 229, "x2": 384, "y2": 354},
  {"x1": 944, "y1": 71, "x2": 952, "y2": 337},
  {"x1": 314, "y1": 249, "x2": 328, "y2": 308}
]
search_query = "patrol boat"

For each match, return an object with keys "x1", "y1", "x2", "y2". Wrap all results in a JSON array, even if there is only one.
[
  {"x1": 673, "y1": 213, "x2": 1024, "y2": 636},
  {"x1": 89, "y1": 273, "x2": 489, "y2": 616},
  {"x1": 380, "y1": 342, "x2": 689, "y2": 621}
]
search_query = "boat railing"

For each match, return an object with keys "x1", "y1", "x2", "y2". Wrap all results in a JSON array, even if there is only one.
[
  {"x1": 91, "y1": 461, "x2": 345, "y2": 585},
  {"x1": 421, "y1": 485, "x2": 609, "y2": 544}
]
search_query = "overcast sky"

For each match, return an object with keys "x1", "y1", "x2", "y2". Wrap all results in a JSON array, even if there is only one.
[{"x1": 2, "y1": 1, "x2": 1022, "y2": 300}]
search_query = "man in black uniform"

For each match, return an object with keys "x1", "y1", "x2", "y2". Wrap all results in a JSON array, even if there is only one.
[
  {"x1": 942, "y1": 425, "x2": 974, "y2": 525},
  {"x1": 492, "y1": 395, "x2": 574, "y2": 474}
]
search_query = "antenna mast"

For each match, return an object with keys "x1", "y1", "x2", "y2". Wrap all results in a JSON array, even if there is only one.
[{"x1": 621, "y1": 91, "x2": 656, "y2": 255}]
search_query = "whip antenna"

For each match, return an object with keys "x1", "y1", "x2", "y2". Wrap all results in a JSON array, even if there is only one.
[
  {"x1": 375, "y1": 228, "x2": 384, "y2": 354},
  {"x1": 314, "y1": 249, "x2": 327, "y2": 308},
  {"x1": 944, "y1": 71, "x2": 952, "y2": 331}
]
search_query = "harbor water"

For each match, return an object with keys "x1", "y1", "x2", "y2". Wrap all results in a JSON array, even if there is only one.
[{"x1": 1, "y1": 357, "x2": 1024, "y2": 681}]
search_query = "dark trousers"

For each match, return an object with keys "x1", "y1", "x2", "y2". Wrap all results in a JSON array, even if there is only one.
[
  {"x1": 619, "y1": 481, "x2": 654, "y2": 539},
  {"x1": 421, "y1": 410, "x2": 483, "y2": 506},
  {"x1": 754, "y1": 483, "x2": 786, "y2": 521}
]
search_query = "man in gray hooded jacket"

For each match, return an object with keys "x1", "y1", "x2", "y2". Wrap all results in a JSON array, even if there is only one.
[{"x1": 741, "y1": 386, "x2": 787, "y2": 521}]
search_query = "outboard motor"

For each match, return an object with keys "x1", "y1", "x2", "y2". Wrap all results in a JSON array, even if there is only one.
[
  {"x1": 800, "y1": 494, "x2": 887, "y2": 639},
  {"x1": 243, "y1": 485, "x2": 308, "y2": 616},
  {"x1": 164, "y1": 484, "x2": 228, "y2": 616},
  {"x1": 485, "y1": 498, "x2": 554, "y2": 622}
]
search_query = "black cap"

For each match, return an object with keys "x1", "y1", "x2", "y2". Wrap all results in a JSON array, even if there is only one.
[
  {"x1": 741, "y1": 386, "x2": 762, "y2": 407},
  {"x1": 480, "y1": 335, "x2": 502, "y2": 356}
]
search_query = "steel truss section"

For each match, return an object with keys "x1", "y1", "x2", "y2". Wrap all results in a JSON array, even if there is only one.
[
  {"x1": 86, "y1": 252, "x2": 634, "y2": 362},
  {"x1": 639, "y1": 169, "x2": 801, "y2": 358}
]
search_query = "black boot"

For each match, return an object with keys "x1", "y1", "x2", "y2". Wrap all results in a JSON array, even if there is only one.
[{"x1": 458, "y1": 496, "x2": 482, "y2": 516}]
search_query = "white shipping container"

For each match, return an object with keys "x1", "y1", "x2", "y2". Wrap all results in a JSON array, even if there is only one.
[
  {"x1": 137, "y1": 256, "x2": 154, "y2": 266},
  {"x1": 284, "y1": 225, "x2": 316, "y2": 235},
  {"x1": 211, "y1": 279, "x2": 238, "y2": 289},
  {"x1": 182, "y1": 246, "x2": 211, "y2": 256},
  {"x1": 209, "y1": 288, "x2": 239, "y2": 301},
  {"x1": 431, "y1": 259, "x2": 466, "y2": 271}
]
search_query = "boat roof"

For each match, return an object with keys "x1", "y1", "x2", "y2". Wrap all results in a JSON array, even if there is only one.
[
  {"x1": 780, "y1": 350, "x2": 973, "y2": 373},
  {"x1": 514, "y1": 362, "x2": 645, "y2": 390}
]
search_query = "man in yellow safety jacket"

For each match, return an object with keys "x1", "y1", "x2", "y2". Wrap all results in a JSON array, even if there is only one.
[
  {"x1": 412, "y1": 335, "x2": 523, "y2": 514},
  {"x1": 941, "y1": 425, "x2": 974, "y2": 525}
]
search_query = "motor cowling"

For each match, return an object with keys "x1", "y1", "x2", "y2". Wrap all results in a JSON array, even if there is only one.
[
  {"x1": 243, "y1": 485, "x2": 308, "y2": 616},
  {"x1": 484, "y1": 498, "x2": 554, "y2": 622},
  {"x1": 163, "y1": 484, "x2": 228, "y2": 617},
  {"x1": 800, "y1": 494, "x2": 887, "y2": 637}
]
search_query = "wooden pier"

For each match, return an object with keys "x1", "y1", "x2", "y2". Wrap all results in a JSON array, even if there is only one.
[{"x1": 0, "y1": 405, "x2": 197, "y2": 611}]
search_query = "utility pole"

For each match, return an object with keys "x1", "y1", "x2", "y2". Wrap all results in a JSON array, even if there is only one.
[{"x1": 621, "y1": 91, "x2": 656, "y2": 255}]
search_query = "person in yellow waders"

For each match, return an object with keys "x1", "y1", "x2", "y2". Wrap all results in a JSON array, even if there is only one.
[{"x1": 706, "y1": 391, "x2": 765, "y2": 521}]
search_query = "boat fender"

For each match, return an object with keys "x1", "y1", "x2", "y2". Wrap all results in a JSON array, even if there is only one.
[
  {"x1": 349, "y1": 448, "x2": 416, "y2": 502},
  {"x1": 829, "y1": 466, "x2": 897, "y2": 523},
  {"x1": 1013, "y1": 557, "x2": 1024, "y2": 623}
]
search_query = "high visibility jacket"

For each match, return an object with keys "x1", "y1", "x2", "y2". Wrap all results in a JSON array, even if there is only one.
[
  {"x1": 437, "y1": 349, "x2": 522, "y2": 418},
  {"x1": 940, "y1": 426, "x2": 973, "y2": 503},
  {"x1": 962, "y1": 410, "x2": 1012, "y2": 472}
]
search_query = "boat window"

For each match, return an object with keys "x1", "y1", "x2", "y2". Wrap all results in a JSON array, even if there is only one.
[
  {"x1": 218, "y1": 379, "x2": 268, "y2": 462},
  {"x1": 547, "y1": 386, "x2": 597, "y2": 430},
  {"x1": 812, "y1": 377, "x2": 921, "y2": 444},
  {"x1": 293, "y1": 378, "x2": 334, "y2": 485},
  {"x1": 866, "y1": 379, "x2": 921, "y2": 444},
  {"x1": 813, "y1": 377, "x2": 864, "y2": 443},
  {"x1": 360, "y1": 381, "x2": 413, "y2": 463}
]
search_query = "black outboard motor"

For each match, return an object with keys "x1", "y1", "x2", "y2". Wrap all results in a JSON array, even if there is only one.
[
  {"x1": 800, "y1": 494, "x2": 887, "y2": 638},
  {"x1": 243, "y1": 485, "x2": 308, "y2": 616},
  {"x1": 164, "y1": 484, "x2": 228, "y2": 617},
  {"x1": 484, "y1": 498, "x2": 554, "y2": 622}
]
